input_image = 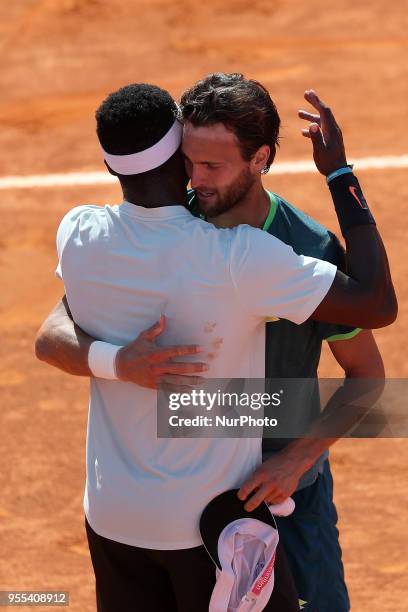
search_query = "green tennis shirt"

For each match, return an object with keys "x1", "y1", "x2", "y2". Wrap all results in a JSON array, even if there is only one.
[
  {"x1": 261, "y1": 190, "x2": 360, "y2": 370},
  {"x1": 188, "y1": 189, "x2": 361, "y2": 489}
]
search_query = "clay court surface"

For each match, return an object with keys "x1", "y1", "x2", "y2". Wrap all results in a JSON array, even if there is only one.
[{"x1": 1, "y1": 1, "x2": 407, "y2": 610}]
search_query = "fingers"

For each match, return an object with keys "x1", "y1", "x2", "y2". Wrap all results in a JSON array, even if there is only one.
[
  {"x1": 299, "y1": 106, "x2": 322, "y2": 141},
  {"x1": 301, "y1": 123, "x2": 324, "y2": 142},
  {"x1": 141, "y1": 315, "x2": 166, "y2": 341},
  {"x1": 265, "y1": 491, "x2": 290, "y2": 505},
  {"x1": 301, "y1": 89, "x2": 347, "y2": 175},
  {"x1": 153, "y1": 361, "x2": 208, "y2": 375},
  {"x1": 303, "y1": 90, "x2": 332, "y2": 128},
  {"x1": 160, "y1": 374, "x2": 205, "y2": 386},
  {"x1": 148, "y1": 344, "x2": 204, "y2": 363},
  {"x1": 158, "y1": 373, "x2": 205, "y2": 392},
  {"x1": 237, "y1": 472, "x2": 264, "y2": 502},
  {"x1": 307, "y1": 122, "x2": 326, "y2": 153},
  {"x1": 298, "y1": 110, "x2": 321, "y2": 125},
  {"x1": 239, "y1": 480, "x2": 289, "y2": 511},
  {"x1": 303, "y1": 89, "x2": 330, "y2": 113},
  {"x1": 238, "y1": 471, "x2": 292, "y2": 511},
  {"x1": 243, "y1": 484, "x2": 271, "y2": 512},
  {"x1": 159, "y1": 383, "x2": 196, "y2": 394},
  {"x1": 304, "y1": 89, "x2": 340, "y2": 139}
]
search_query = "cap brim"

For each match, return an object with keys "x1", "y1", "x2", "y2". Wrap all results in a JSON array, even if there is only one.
[{"x1": 200, "y1": 489, "x2": 277, "y2": 570}]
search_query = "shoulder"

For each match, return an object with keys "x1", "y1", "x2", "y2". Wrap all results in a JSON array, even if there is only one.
[
  {"x1": 229, "y1": 223, "x2": 310, "y2": 279},
  {"x1": 56, "y1": 204, "x2": 115, "y2": 255},
  {"x1": 57, "y1": 204, "x2": 107, "y2": 232},
  {"x1": 269, "y1": 192, "x2": 344, "y2": 266},
  {"x1": 232, "y1": 222, "x2": 292, "y2": 252}
]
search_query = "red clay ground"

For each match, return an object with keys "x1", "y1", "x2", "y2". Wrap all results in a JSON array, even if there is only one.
[{"x1": 1, "y1": 1, "x2": 407, "y2": 610}]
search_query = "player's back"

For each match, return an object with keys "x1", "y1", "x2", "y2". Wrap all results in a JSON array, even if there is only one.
[
  {"x1": 56, "y1": 200, "x2": 335, "y2": 550},
  {"x1": 57, "y1": 201, "x2": 268, "y2": 378}
]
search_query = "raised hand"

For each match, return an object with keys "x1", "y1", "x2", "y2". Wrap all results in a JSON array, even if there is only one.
[{"x1": 299, "y1": 89, "x2": 348, "y2": 176}]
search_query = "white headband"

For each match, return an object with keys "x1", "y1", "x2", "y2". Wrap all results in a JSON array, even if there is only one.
[{"x1": 102, "y1": 119, "x2": 183, "y2": 175}]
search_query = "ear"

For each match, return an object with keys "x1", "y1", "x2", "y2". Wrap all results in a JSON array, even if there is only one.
[
  {"x1": 251, "y1": 145, "x2": 270, "y2": 173},
  {"x1": 104, "y1": 160, "x2": 118, "y2": 176}
]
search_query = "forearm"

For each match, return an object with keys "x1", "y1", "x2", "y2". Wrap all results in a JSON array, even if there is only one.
[
  {"x1": 35, "y1": 305, "x2": 208, "y2": 387},
  {"x1": 312, "y1": 173, "x2": 398, "y2": 328},
  {"x1": 280, "y1": 370, "x2": 385, "y2": 474},
  {"x1": 331, "y1": 172, "x2": 396, "y2": 324},
  {"x1": 35, "y1": 299, "x2": 92, "y2": 376}
]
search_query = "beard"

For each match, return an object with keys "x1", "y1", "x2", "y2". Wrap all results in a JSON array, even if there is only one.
[{"x1": 196, "y1": 167, "x2": 256, "y2": 218}]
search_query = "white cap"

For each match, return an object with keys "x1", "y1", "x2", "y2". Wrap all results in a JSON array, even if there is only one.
[
  {"x1": 200, "y1": 490, "x2": 295, "y2": 612},
  {"x1": 209, "y1": 517, "x2": 278, "y2": 611}
]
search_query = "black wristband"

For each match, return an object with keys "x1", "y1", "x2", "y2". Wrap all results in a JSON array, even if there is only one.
[{"x1": 328, "y1": 172, "x2": 376, "y2": 236}]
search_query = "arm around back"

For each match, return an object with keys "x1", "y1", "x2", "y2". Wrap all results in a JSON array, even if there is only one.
[{"x1": 35, "y1": 295, "x2": 93, "y2": 376}]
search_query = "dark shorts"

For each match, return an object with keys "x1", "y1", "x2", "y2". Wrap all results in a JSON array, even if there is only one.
[
  {"x1": 85, "y1": 518, "x2": 299, "y2": 611},
  {"x1": 274, "y1": 460, "x2": 350, "y2": 612}
]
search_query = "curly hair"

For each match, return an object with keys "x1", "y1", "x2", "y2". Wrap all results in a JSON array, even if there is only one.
[
  {"x1": 96, "y1": 83, "x2": 178, "y2": 155},
  {"x1": 180, "y1": 73, "x2": 280, "y2": 173}
]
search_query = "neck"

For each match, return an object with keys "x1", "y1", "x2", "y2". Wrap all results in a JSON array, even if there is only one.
[
  {"x1": 208, "y1": 181, "x2": 270, "y2": 229},
  {"x1": 121, "y1": 178, "x2": 188, "y2": 209}
]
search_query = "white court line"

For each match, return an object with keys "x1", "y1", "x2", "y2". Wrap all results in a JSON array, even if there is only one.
[
  {"x1": 1, "y1": 155, "x2": 407, "y2": 190},
  {"x1": 268, "y1": 155, "x2": 408, "y2": 174}
]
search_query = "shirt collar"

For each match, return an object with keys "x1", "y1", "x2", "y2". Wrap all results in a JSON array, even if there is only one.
[{"x1": 120, "y1": 200, "x2": 193, "y2": 220}]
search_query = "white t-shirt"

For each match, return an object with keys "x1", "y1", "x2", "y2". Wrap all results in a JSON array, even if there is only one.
[{"x1": 56, "y1": 201, "x2": 336, "y2": 549}]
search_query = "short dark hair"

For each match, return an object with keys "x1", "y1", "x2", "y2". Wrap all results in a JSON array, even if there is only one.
[
  {"x1": 180, "y1": 73, "x2": 280, "y2": 173},
  {"x1": 96, "y1": 83, "x2": 178, "y2": 155}
]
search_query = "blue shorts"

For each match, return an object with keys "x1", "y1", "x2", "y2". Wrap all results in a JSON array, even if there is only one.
[{"x1": 274, "y1": 460, "x2": 350, "y2": 612}]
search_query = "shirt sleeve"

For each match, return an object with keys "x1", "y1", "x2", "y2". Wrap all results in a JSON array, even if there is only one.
[
  {"x1": 55, "y1": 205, "x2": 96, "y2": 281},
  {"x1": 229, "y1": 225, "x2": 337, "y2": 325}
]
